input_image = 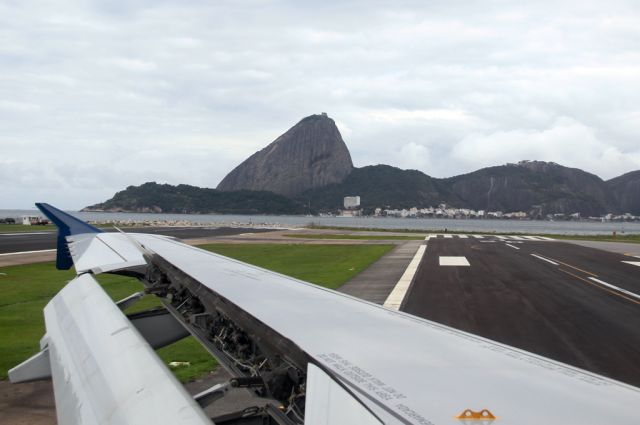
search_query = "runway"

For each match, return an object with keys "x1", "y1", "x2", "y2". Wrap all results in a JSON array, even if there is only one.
[
  {"x1": 400, "y1": 234, "x2": 640, "y2": 387},
  {"x1": 0, "y1": 227, "x2": 276, "y2": 254}
]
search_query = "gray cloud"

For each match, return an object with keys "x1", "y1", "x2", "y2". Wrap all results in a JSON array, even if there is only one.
[{"x1": 1, "y1": 0, "x2": 639, "y2": 208}]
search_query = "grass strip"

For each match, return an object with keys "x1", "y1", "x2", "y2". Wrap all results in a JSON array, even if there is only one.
[{"x1": 200, "y1": 243, "x2": 394, "y2": 290}]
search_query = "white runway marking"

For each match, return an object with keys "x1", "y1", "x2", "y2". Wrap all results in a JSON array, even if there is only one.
[
  {"x1": 622, "y1": 261, "x2": 640, "y2": 268},
  {"x1": 507, "y1": 236, "x2": 527, "y2": 241},
  {"x1": 457, "y1": 235, "x2": 468, "y2": 239},
  {"x1": 506, "y1": 244, "x2": 520, "y2": 250},
  {"x1": 0, "y1": 249, "x2": 56, "y2": 257},
  {"x1": 588, "y1": 277, "x2": 640, "y2": 301},
  {"x1": 471, "y1": 235, "x2": 484, "y2": 238},
  {"x1": 522, "y1": 236, "x2": 554, "y2": 241},
  {"x1": 383, "y1": 245, "x2": 427, "y2": 311},
  {"x1": 531, "y1": 254, "x2": 559, "y2": 265},
  {"x1": 495, "y1": 235, "x2": 509, "y2": 240},
  {"x1": 439, "y1": 256, "x2": 470, "y2": 266},
  {"x1": 442, "y1": 234, "x2": 453, "y2": 238}
]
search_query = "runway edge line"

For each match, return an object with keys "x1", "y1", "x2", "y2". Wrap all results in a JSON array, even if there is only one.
[{"x1": 383, "y1": 244, "x2": 427, "y2": 311}]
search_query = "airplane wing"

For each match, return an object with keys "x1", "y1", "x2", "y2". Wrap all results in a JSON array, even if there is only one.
[{"x1": 9, "y1": 203, "x2": 640, "y2": 424}]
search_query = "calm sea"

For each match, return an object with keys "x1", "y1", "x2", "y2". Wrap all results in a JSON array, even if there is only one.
[{"x1": 2, "y1": 209, "x2": 639, "y2": 235}]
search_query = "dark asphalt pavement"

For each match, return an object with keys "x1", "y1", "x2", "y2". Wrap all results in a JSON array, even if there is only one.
[
  {"x1": 401, "y1": 235, "x2": 640, "y2": 387},
  {"x1": 0, "y1": 227, "x2": 276, "y2": 254}
]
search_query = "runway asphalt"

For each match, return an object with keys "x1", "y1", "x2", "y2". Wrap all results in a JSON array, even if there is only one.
[
  {"x1": 0, "y1": 227, "x2": 276, "y2": 254},
  {"x1": 401, "y1": 235, "x2": 640, "y2": 387}
]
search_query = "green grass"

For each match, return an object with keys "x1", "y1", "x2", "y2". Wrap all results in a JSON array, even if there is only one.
[
  {"x1": 1, "y1": 243, "x2": 392, "y2": 382},
  {"x1": 285, "y1": 233, "x2": 425, "y2": 241},
  {"x1": 199, "y1": 243, "x2": 394, "y2": 290}
]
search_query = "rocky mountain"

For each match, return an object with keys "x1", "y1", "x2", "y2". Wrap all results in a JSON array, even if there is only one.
[
  {"x1": 83, "y1": 182, "x2": 305, "y2": 215},
  {"x1": 217, "y1": 113, "x2": 353, "y2": 197},
  {"x1": 441, "y1": 161, "x2": 619, "y2": 217},
  {"x1": 607, "y1": 171, "x2": 640, "y2": 215}
]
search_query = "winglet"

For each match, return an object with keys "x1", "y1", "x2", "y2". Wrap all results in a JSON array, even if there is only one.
[{"x1": 35, "y1": 203, "x2": 102, "y2": 270}]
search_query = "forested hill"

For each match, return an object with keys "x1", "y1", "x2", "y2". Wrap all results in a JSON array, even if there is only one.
[{"x1": 83, "y1": 182, "x2": 306, "y2": 215}]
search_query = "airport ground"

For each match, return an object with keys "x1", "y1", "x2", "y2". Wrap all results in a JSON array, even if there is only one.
[{"x1": 1, "y1": 227, "x2": 639, "y2": 423}]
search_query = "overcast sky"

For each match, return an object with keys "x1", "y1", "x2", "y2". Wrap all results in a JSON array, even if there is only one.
[{"x1": 2, "y1": 0, "x2": 639, "y2": 209}]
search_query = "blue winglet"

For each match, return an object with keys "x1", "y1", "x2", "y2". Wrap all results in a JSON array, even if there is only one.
[{"x1": 35, "y1": 203, "x2": 103, "y2": 270}]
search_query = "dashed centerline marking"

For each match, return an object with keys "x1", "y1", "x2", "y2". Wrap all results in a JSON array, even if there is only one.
[
  {"x1": 622, "y1": 261, "x2": 640, "y2": 268},
  {"x1": 0, "y1": 249, "x2": 56, "y2": 257},
  {"x1": 532, "y1": 253, "x2": 598, "y2": 277},
  {"x1": 588, "y1": 277, "x2": 640, "y2": 301},
  {"x1": 558, "y1": 269, "x2": 640, "y2": 305},
  {"x1": 506, "y1": 244, "x2": 520, "y2": 250},
  {"x1": 383, "y1": 244, "x2": 427, "y2": 311},
  {"x1": 531, "y1": 254, "x2": 559, "y2": 265}
]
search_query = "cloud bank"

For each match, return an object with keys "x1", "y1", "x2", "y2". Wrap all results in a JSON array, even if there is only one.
[{"x1": 1, "y1": 0, "x2": 639, "y2": 208}]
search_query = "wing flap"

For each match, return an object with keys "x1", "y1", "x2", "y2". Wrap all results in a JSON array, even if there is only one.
[
  {"x1": 8, "y1": 348, "x2": 51, "y2": 383},
  {"x1": 43, "y1": 274, "x2": 211, "y2": 425}
]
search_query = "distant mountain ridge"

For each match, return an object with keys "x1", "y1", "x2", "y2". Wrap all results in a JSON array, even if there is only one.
[
  {"x1": 442, "y1": 161, "x2": 619, "y2": 217},
  {"x1": 85, "y1": 114, "x2": 640, "y2": 216},
  {"x1": 607, "y1": 171, "x2": 640, "y2": 215}
]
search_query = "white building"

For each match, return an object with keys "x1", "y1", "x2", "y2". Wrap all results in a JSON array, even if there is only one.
[
  {"x1": 22, "y1": 215, "x2": 45, "y2": 225},
  {"x1": 344, "y1": 196, "x2": 361, "y2": 209}
]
